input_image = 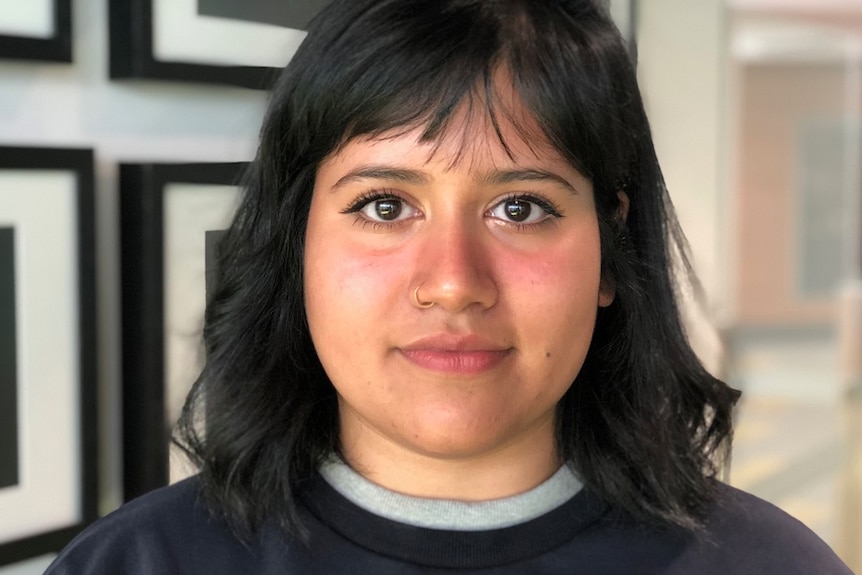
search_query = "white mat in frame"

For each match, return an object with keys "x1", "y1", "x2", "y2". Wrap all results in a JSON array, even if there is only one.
[
  {"x1": 0, "y1": 171, "x2": 79, "y2": 542},
  {"x1": 0, "y1": 0, "x2": 53, "y2": 38},
  {"x1": 152, "y1": 0, "x2": 306, "y2": 68},
  {"x1": 163, "y1": 182, "x2": 240, "y2": 483},
  {"x1": 0, "y1": 147, "x2": 97, "y2": 568}
]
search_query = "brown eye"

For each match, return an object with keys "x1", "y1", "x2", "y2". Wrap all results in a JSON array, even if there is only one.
[
  {"x1": 504, "y1": 199, "x2": 532, "y2": 222},
  {"x1": 375, "y1": 199, "x2": 402, "y2": 220},
  {"x1": 348, "y1": 194, "x2": 419, "y2": 225},
  {"x1": 488, "y1": 195, "x2": 561, "y2": 227}
]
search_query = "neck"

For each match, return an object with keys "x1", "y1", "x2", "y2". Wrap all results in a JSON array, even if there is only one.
[{"x1": 339, "y1": 415, "x2": 561, "y2": 501}]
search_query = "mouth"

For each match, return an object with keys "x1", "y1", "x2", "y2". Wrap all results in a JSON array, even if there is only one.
[{"x1": 398, "y1": 334, "x2": 513, "y2": 375}]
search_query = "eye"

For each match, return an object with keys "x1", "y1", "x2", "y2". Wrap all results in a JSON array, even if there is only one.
[
  {"x1": 488, "y1": 195, "x2": 560, "y2": 225},
  {"x1": 342, "y1": 192, "x2": 420, "y2": 224},
  {"x1": 363, "y1": 197, "x2": 404, "y2": 221}
]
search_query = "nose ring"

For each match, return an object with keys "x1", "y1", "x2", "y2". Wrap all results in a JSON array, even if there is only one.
[{"x1": 413, "y1": 287, "x2": 434, "y2": 309}]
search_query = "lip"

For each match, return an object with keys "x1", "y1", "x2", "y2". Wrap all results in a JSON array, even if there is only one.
[{"x1": 398, "y1": 334, "x2": 512, "y2": 375}]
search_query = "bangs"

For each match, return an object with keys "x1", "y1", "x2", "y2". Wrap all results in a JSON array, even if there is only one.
[
  {"x1": 312, "y1": 1, "x2": 506, "y2": 158},
  {"x1": 286, "y1": 0, "x2": 635, "y2": 188}
]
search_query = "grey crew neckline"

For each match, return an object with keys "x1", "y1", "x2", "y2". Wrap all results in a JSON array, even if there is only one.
[{"x1": 318, "y1": 458, "x2": 583, "y2": 531}]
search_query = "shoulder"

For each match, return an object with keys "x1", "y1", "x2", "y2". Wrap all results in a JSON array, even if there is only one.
[
  {"x1": 45, "y1": 477, "x2": 262, "y2": 575},
  {"x1": 672, "y1": 482, "x2": 852, "y2": 574}
]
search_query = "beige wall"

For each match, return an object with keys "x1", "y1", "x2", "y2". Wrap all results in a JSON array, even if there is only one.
[{"x1": 733, "y1": 62, "x2": 851, "y2": 326}]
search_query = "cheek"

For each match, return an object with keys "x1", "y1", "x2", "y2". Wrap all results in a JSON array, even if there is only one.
[
  {"x1": 305, "y1": 194, "x2": 406, "y2": 295},
  {"x1": 496, "y1": 231, "x2": 603, "y2": 367},
  {"x1": 304, "y1": 234, "x2": 407, "y2": 353},
  {"x1": 498, "y1": 232, "x2": 603, "y2": 304},
  {"x1": 308, "y1": 247, "x2": 402, "y2": 305}
]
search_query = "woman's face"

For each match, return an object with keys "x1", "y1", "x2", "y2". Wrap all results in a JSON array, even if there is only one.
[{"x1": 304, "y1": 99, "x2": 613, "y2": 490}]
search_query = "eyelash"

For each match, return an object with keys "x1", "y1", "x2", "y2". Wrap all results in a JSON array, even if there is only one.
[
  {"x1": 340, "y1": 189, "x2": 411, "y2": 230},
  {"x1": 497, "y1": 193, "x2": 563, "y2": 219},
  {"x1": 340, "y1": 189, "x2": 564, "y2": 231},
  {"x1": 340, "y1": 189, "x2": 402, "y2": 214}
]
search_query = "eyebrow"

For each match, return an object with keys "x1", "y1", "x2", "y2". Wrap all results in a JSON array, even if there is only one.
[
  {"x1": 482, "y1": 169, "x2": 578, "y2": 195},
  {"x1": 330, "y1": 167, "x2": 430, "y2": 191},
  {"x1": 329, "y1": 165, "x2": 578, "y2": 194}
]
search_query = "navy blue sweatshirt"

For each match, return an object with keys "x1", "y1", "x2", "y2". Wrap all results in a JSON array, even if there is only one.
[{"x1": 46, "y1": 475, "x2": 853, "y2": 574}]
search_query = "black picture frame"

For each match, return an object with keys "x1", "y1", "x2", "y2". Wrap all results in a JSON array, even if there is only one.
[
  {"x1": 109, "y1": 0, "x2": 327, "y2": 90},
  {"x1": 120, "y1": 162, "x2": 246, "y2": 501},
  {"x1": 109, "y1": 0, "x2": 632, "y2": 91},
  {"x1": 0, "y1": 146, "x2": 97, "y2": 565},
  {"x1": 0, "y1": 0, "x2": 72, "y2": 63}
]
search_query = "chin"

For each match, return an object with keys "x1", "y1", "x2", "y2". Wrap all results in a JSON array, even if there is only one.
[
  {"x1": 405, "y1": 438, "x2": 504, "y2": 461},
  {"x1": 401, "y1": 419, "x2": 521, "y2": 460}
]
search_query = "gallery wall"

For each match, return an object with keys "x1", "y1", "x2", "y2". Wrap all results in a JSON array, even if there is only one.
[{"x1": 0, "y1": 0, "x2": 269, "y2": 570}]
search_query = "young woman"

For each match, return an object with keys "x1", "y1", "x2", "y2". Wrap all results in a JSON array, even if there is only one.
[{"x1": 48, "y1": 0, "x2": 852, "y2": 573}]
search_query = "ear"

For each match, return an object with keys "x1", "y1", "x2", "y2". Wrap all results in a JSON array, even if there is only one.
[
  {"x1": 615, "y1": 190, "x2": 630, "y2": 225},
  {"x1": 598, "y1": 287, "x2": 615, "y2": 308},
  {"x1": 598, "y1": 191, "x2": 630, "y2": 308}
]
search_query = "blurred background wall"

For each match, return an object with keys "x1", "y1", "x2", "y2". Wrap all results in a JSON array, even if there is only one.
[
  {"x1": 0, "y1": 0, "x2": 859, "y2": 572},
  {"x1": 641, "y1": 0, "x2": 861, "y2": 569}
]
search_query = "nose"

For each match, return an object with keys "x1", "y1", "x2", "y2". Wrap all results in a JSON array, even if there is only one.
[{"x1": 411, "y1": 216, "x2": 498, "y2": 313}]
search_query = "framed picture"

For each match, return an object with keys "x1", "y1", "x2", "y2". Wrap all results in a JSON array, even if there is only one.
[
  {"x1": 0, "y1": 0, "x2": 72, "y2": 62},
  {"x1": 109, "y1": 0, "x2": 330, "y2": 90},
  {"x1": 120, "y1": 162, "x2": 246, "y2": 501},
  {"x1": 0, "y1": 147, "x2": 97, "y2": 565}
]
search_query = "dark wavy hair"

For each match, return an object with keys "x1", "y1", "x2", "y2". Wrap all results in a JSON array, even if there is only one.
[{"x1": 175, "y1": 0, "x2": 740, "y2": 538}]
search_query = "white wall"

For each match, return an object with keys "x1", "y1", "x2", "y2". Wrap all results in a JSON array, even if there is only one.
[
  {"x1": 0, "y1": 0, "x2": 267, "y2": 571},
  {"x1": 637, "y1": 0, "x2": 729, "y2": 375}
]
